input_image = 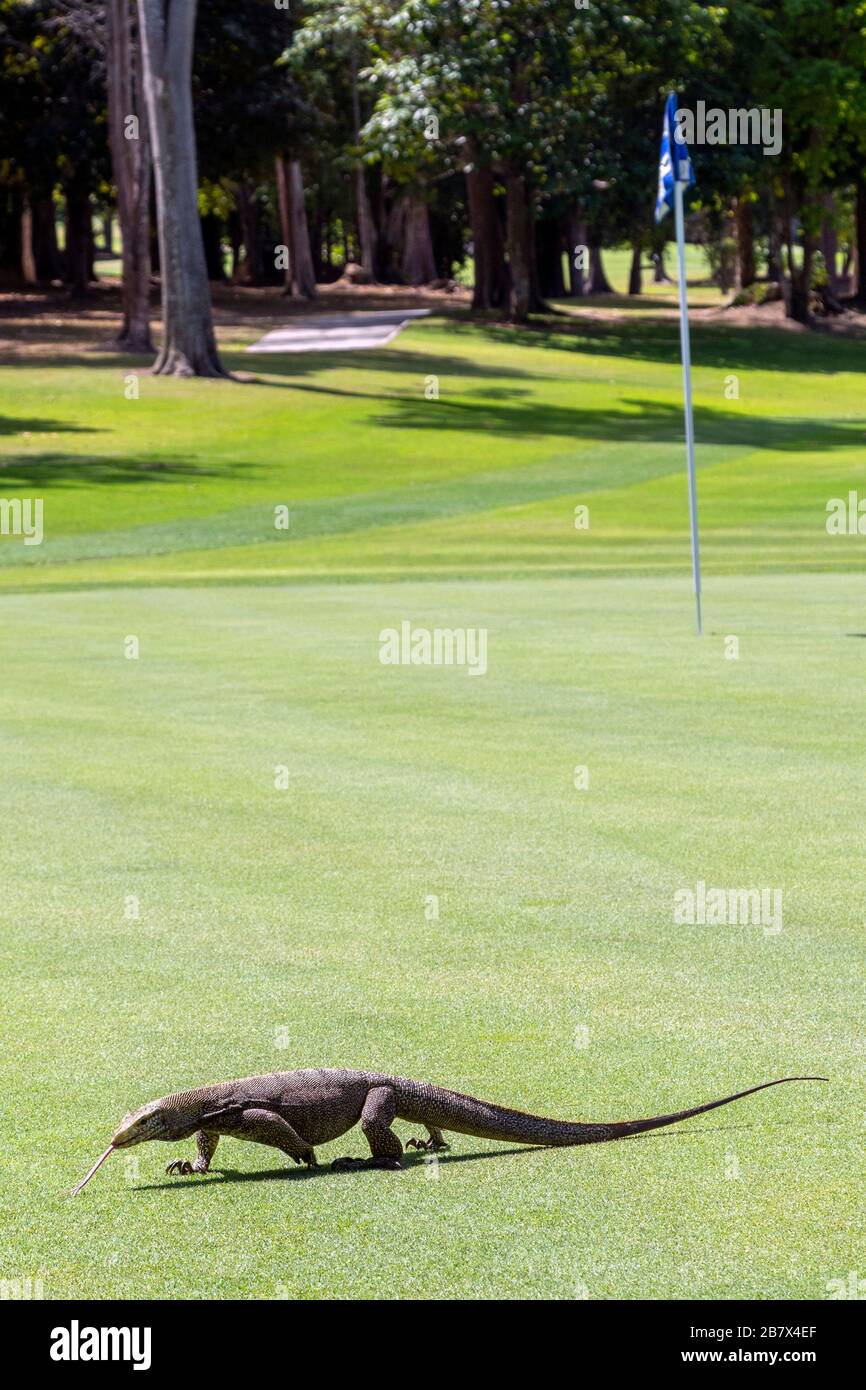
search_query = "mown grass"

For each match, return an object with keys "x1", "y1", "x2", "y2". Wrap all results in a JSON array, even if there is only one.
[
  {"x1": 0, "y1": 306, "x2": 863, "y2": 1299},
  {"x1": 2, "y1": 313, "x2": 865, "y2": 590}
]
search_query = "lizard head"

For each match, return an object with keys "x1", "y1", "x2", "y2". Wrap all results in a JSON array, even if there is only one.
[
  {"x1": 111, "y1": 1099, "x2": 169, "y2": 1148},
  {"x1": 72, "y1": 1095, "x2": 186, "y2": 1194}
]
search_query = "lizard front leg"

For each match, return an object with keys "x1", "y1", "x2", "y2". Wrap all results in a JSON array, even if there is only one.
[{"x1": 166, "y1": 1129, "x2": 220, "y2": 1176}]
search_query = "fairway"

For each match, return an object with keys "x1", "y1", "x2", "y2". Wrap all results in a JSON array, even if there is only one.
[
  {"x1": 1, "y1": 315, "x2": 864, "y2": 1300},
  {"x1": 3, "y1": 315, "x2": 866, "y2": 590}
]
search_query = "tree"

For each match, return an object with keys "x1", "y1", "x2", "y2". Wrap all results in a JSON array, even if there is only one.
[
  {"x1": 0, "y1": 2, "x2": 111, "y2": 293},
  {"x1": 137, "y1": 0, "x2": 224, "y2": 375},
  {"x1": 464, "y1": 153, "x2": 508, "y2": 310},
  {"x1": 749, "y1": 0, "x2": 866, "y2": 322},
  {"x1": 290, "y1": 2, "x2": 384, "y2": 279},
  {"x1": 358, "y1": 0, "x2": 587, "y2": 319},
  {"x1": 106, "y1": 0, "x2": 153, "y2": 350},
  {"x1": 193, "y1": 0, "x2": 318, "y2": 292}
]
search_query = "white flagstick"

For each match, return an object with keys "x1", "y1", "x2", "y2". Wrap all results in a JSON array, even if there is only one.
[{"x1": 673, "y1": 176, "x2": 702, "y2": 635}]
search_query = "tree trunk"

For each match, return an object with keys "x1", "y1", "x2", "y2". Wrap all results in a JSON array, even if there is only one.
[
  {"x1": 587, "y1": 241, "x2": 613, "y2": 294},
  {"x1": 88, "y1": 212, "x2": 97, "y2": 281},
  {"x1": 783, "y1": 187, "x2": 813, "y2": 324},
  {"x1": 401, "y1": 193, "x2": 436, "y2": 285},
  {"x1": 275, "y1": 155, "x2": 292, "y2": 293},
  {"x1": 735, "y1": 198, "x2": 755, "y2": 288},
  {"x1": 0, "y1": 189, "x2": 24, "y2": 282},
  {"x1": 653, "y1": 246, "x2": 670, "y2": 282},
  {"x1": 31, "y1": 195, "x2": 62, "y2": 281},
  {"x1": 236, "y1": 180, "x2": 267, "y2": 284},
  {"x1": 149, "y1": 181, "x2": 160, "y2": 274},
  {"x1": 137, "y1": 0, "x2": 224, "y2": 376},
  {"x1": 354, "y1": 163, "x2": 377, "y2": 280},
  {"x1": 64, "y1": 178, "x2": 92, "y2": 296},
  {"x1": 107, "y1": 0, "x2": 153, "y2": 352},
  {"x1": 564, "y1": 209, "x2": 586, "y2": 296},
  {"x1": 767, "y1": 197, "x2": 783, "y2": 281},
  {"x1": 227, "y1": 210, "x2": 241, "y2": 279},
  {"x1": 350, "y1": 45, "x2": 377, "y2": 279},
  {"x1": 377, "y1": 193, "x2": 404, "y2": 283},
  {"x1": 854, "y1": 178, "x2": 866, "y2": 309},
  {"x1": 505, "y1": 172, "x2": 542, "y2": 321},
  {"x1": 316, "y1": 211, "x2": 328, "y2": 282},
  {"x1": 465, "y1": 160, "x2": 508, "y2": 310},
  {"x1": 821, "y1": 193, "x2": 838, "y2": 294},
  {"x1": 200, "y1": 213, "x2": 226, "y2": 280},
  {"x1": 20, "y1": 194, "x2": 38, "y2": 285},
  {"x1": 289, "y1": 159, "x2": 316, "y2": 294},
  {"x1": 786, "y1": 234, "x2": 814, "y2": 323},
  {"x1": 535, "y1": 215, "x2": 565, "y2": 298},
  {"x1": 841, "y1": 240, "x2": 853, "y2": 282},
  {"x1": 628, "y1": 241, "x2": 642, "y2": 295},
  {"x1": 278, "y1": 156, "x2": 317, "y2": 298}
]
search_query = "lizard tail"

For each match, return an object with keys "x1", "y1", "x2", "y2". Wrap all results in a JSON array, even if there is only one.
[
  {"x1": 576, "y1": 1075, "x2": 829, "y2": 1145},
  {"x1": 395, "y1": 1075, "x2": 827, "y2": 1147}
]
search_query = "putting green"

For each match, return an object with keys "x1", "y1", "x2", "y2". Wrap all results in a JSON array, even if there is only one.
[{"x1": 0, "y1": 575, "x2": 862, "y2": 1299}]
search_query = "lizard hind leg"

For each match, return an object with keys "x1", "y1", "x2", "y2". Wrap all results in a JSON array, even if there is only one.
[
  {"x1": 332, "y1": 1085, "x2": 403, "y2": 1171},
  {"x1": 232, "y1": 1108, "x2": 318, "y2": 1168},
  {"x1": 406, "y1": 1125, "x2": 450, "y2": 1153}
]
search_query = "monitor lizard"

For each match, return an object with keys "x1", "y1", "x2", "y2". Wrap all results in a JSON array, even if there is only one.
[{"x1": 71, "y1": 1069, "x2": 826, "y2": 1193}]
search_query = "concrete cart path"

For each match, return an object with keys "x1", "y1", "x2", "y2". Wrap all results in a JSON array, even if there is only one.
[{"x1": 246, "y1": 308, "x2": 432, "y2": 354}]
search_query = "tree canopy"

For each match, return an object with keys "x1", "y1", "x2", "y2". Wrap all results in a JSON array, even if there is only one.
[{"x1": 2, "y1": 0, "x2": 864, "y2": 342}]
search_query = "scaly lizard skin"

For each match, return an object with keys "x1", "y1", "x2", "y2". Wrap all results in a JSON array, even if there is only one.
[{"x1": 96, "y1": 1070, "x2": 826, "y2": 1177}]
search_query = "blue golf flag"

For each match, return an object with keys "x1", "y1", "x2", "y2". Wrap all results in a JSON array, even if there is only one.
[
  {"x1": 655, "y1": 92, "x2": 695, "y2": 223},
  {"x1": 654, "y1": 93, "x2": 702, "y2": 634}
]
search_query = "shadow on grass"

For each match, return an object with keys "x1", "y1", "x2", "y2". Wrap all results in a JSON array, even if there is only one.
[
  {"x1": 0, "y1": 347, "x2": 156, "y2": 371},
  {"x1": 188, "y1": 352, "x2": 866, "y2": 455},
  {"x1": 132, "y1": 1119, "x2": 791, "y2": 1193},
  {"x1": 368, "y1": 394, "x2": 866, "y2": 452},
  {"x1": 0, "y1": 452, "x2": 256, "y2": 488},
  {"x1": 232, "y1": 347, "x2": 543, "y2": 387},
  {"x1": 133, "y1": 1147, "x2": 541, "y2": 1191},
  {"x1": 2, "y1": 396, "x2": 860, "y2": 508},
  {"x1": 436, "y1": 314, "x2": 866, "y2": 376},
  {"x1": 0, "y1": 414, "x2": 100, "y2": 437},
  {"x1": 0, "y1": 345, "x2": 543, "y2": 383}
]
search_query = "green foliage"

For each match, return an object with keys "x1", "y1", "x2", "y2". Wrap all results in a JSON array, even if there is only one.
[
  {"x1": 704, "y1": 232, "x2": 738, "y2": 291},
  {"x1": 3, "y1": 0, "x2": 865, "y2": 307},
  {"x1": 361, "y1": 0, "x2": 589, "y2": 181},
  {"x1": 0, "y1": 0, "x2": 109, "y2": 195},
  {"x1": 750, "y1": 1, "x2": 866, "y2": 223},
  {"x1": 193, "y1": 0, "x2": 316, "y2": 179}
]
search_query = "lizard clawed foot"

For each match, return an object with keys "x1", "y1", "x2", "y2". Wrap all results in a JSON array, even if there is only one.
[
  {"x1": 331, "y1": 1156, "x2": 368, "y2": 1171},
  {"x1": 331, "y1": 1155, "x2": 402, "y2": 1172},
  {"x1": 295, "y1": 1150, "x2": 318, "y2": 1168},
  {"x1": 165, "y1": 1159, "x2": 195, "y2": 1176},
  {"x1": 406, "y1": 1137, "x2": 450, "y2": 1152}
]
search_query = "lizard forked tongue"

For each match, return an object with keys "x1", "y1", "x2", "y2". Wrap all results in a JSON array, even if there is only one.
[{"x1": 71, "y1": 1145, "x2": 115, "y2": 1196}]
